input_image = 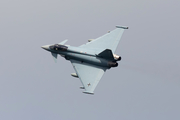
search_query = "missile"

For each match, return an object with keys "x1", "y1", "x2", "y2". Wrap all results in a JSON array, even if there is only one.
[
  {"x1": 80, "y1": 86, "x2": 85, "y2": 89},
  {"x1": 88, "y1": 39, "x2": 94, "y2": 42},
  {"x1": 71, "y1": 73, "x2": 78, "y2": 78}
]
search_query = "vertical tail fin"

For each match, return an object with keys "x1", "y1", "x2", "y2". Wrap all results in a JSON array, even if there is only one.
[{"x1": 97, "y1": 49, "x2": 114, "y2": 60}]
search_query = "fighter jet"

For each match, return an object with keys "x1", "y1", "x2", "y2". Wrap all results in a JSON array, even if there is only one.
[{"x1": 41, "y1": 26, "x2": 128, "y2": 94}]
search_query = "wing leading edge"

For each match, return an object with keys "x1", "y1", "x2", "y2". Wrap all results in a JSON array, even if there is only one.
[
  {"x1": 70, "y1": 59, "x2": 108, "y2": 94},
  {"x1": 80, "y1": 26, "x2": 128, "y2": 53}
]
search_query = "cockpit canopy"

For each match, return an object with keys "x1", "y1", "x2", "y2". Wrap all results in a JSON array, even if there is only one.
[{"x1": 50, "y1": 44, "x2": 68, "y2": 51}]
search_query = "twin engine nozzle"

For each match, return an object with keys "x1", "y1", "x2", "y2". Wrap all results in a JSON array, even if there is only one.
[
  {"x1": 108, "y1": 61, "x2": 118, "y2": 67},
  {"x1": 113, "y1": 54, "x2": 121, "y2": 61}
]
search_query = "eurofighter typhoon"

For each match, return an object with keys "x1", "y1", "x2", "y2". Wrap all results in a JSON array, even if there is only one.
[{"x1": 41, "y1": 26, "x2": 128, "y2": 94}]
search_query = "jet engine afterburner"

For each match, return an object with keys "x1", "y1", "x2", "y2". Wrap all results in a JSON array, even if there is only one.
[
  {"x1": 113, "y1": 54, "x2": 121, "y2": 61},
  {"x1": 108, "y1": 61, "x2": 118, "y2": 67}
]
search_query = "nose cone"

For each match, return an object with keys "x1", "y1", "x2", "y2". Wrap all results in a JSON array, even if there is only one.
[{"x1": 41, "y1": 45, "x2": 50, "y2": 50}]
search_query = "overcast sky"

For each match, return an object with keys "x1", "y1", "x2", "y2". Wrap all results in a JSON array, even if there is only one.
[{"x1": 0, "y1": 0, "x2": 180, "y2": 120}]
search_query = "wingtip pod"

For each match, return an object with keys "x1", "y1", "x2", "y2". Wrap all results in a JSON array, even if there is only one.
[
  {"x1": 116, "y1": 26, "x2": 128, "y2": 29},
  {"x1": 83, "y1": 91, "x2": 94, "y2": 95}
]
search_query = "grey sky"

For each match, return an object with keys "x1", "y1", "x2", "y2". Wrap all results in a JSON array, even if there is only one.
[{"x1": 0, "y1": 0, "x2": 180, "y2": 120}]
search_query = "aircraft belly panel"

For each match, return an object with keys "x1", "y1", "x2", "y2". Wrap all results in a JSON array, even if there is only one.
[{"x1": 67, "y1": 53, "x2": 109, "y2": 68}]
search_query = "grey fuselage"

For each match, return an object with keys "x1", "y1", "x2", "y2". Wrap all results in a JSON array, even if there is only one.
[{"x1": 46, "y1": 44, "x2": 118, "y2": 68}]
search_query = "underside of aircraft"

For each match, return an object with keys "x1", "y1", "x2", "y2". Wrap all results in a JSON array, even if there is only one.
[{"x1": 42, "y1": 26, "x2": 128, "y2": 94}]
